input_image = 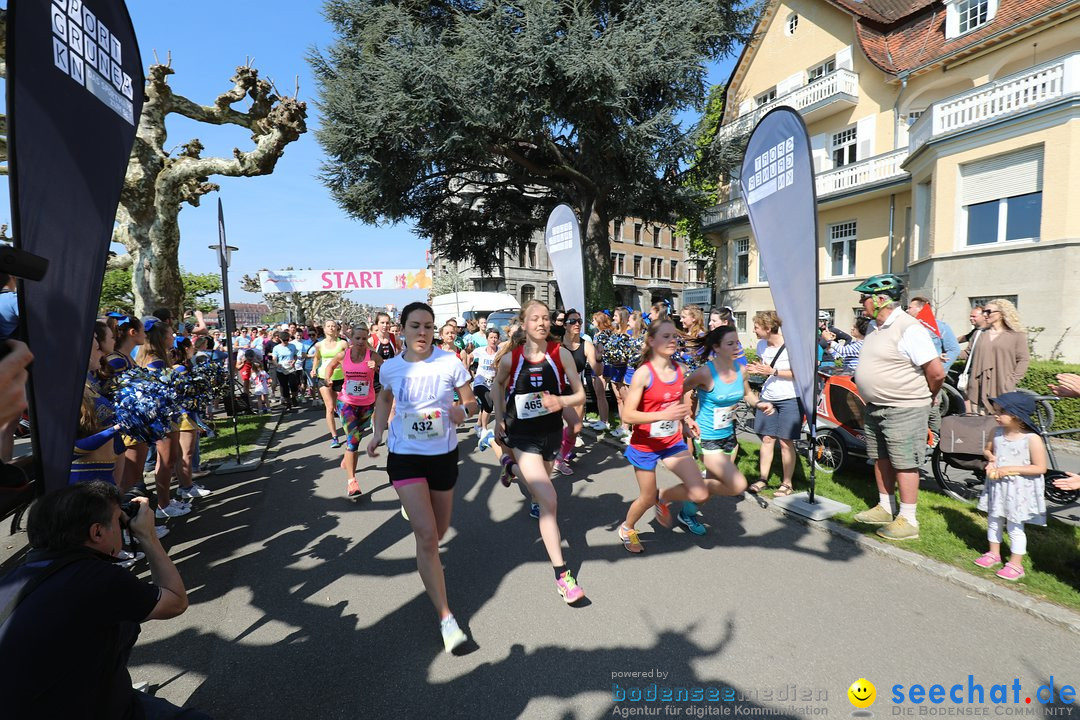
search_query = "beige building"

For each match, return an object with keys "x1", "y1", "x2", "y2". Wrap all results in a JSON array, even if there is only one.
[{"x1": 703, "y1": 0, "x2": 1080, "y2": 359}]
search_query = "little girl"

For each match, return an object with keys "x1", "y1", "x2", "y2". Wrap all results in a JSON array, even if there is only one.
[
  {"x1": 251, "y1": 360, "x2": 272, "y2": 414},
  {"x1": 976, "y1": 391, "x2": 1048, "y2": 581}
]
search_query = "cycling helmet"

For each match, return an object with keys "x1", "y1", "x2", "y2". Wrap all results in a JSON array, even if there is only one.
[
  {"x1": 853, "y1": 273, "x2": 905, "y2": 300},
  {"x1": 817, "y1": 311, "x2": 831, "y2": 322}
]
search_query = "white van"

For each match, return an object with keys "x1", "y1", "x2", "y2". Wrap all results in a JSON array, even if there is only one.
[{"x1": 430, "y1": 292, "x2": 520, "y2": 328}]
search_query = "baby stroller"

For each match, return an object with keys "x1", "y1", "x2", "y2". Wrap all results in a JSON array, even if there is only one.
[{"x1": 931, "y1": 398, "x2": 1079, "y2": 505}]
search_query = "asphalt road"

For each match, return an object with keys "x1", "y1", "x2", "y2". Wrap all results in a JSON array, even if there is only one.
[{"x1": 128, "y1": 407, "x2": 1080, "y2": 719}]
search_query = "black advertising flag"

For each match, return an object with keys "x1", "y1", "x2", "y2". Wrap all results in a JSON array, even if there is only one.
[{"x1": 7, "y1": 0, "x2": 144, "y2": 491}]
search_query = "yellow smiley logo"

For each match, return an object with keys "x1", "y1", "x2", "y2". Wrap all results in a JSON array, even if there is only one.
[{"x1": 848, "y1": 678, "x2": 876, "y2": 708}]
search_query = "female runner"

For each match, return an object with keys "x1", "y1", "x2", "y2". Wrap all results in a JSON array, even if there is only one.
[
  {"x1": 553, "y1": 309, "x2": 601, "y2": 475},
  {"x1": 472, "y1": 326, "x2": 501, "y2": 450},
  {"x1": 616, "y1": 321, "x2": 698, "y2": 553},
  {"x1": 324, "y1": 324, "x2": 382, "y2": 499},
  {"x1": 492, "y1": 300, "x2": 587, "y2": 603},
  {"x1": 312, "y1": 320, "x2": 348, "y2": 447},
  {"x1": 670, "y1": 326, "x2": 774, "y2": 532},
  {"x1": 367, "y1": 302, "x2": 477, "y2": 653}
]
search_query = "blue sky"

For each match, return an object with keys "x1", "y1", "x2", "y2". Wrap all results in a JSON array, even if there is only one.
[{"x1": 2, "y1": 0, "x2": 740, "y2": 307}]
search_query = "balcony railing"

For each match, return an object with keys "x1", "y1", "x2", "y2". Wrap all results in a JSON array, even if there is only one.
[
  {"x1": 909, "y1": 52, "x2": 1080, "y2": 154},
  {"x1": 816, "y1": 148, "x2": 909, "y2": 197},
  {"x1": 702, "y1": 148, "x2": 910, "y2": 227},
  {"x1": 718, "y1": 68, "x2": 859, "y2": 142}
]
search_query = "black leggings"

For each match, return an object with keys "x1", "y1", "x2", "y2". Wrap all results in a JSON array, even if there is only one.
[
  {"x1": 276, "y1": 371, "x2": 299, "y2": 406},
  {"x1": 474, "y1": 385, "x2": 493, "y2": 413}
]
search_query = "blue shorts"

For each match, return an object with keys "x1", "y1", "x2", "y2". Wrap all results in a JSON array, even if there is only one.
[
  {"x1": 604, "y1": 364, "x2": 628, "y2": 383},
  {"x1": 623, "y1": 365, "x2": 636, "y2": 384},
  {"x1": 625, "y1": 441, "x2": 690, "y2": 471}
]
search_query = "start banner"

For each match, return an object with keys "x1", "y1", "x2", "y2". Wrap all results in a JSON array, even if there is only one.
[{"x1": 259, "y1": 268, "x2": 432, "y2": 293}]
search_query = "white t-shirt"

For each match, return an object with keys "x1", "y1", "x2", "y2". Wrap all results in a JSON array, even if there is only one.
[
  {"x1": 878, "y1": 310, "x2": 940, "y2": 367},
  {"x1": 758, "y1": 343, "x2": 797, "y2": 401},
  {"x1": 380, "y1": 348, "x2": 472, "y2": 455},
  {"x1": 473, "y1": 346, "x2": 498, "y2": 388}
]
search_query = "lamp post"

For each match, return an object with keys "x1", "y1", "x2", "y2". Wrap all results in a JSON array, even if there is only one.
[{"x1": 209, "y1": 197, "x2": 247, "y2": 470}]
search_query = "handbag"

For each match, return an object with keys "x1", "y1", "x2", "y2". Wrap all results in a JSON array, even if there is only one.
[{"x1": 957, "y1": 330, "x2": 980, "y2": 391}]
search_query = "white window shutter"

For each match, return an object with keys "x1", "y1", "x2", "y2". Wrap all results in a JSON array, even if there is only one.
[
  {"x1": 739, "y1": 99, "x2": 753, "y2": 117},
  {"x1": 836, "y1": 45, "x2": 854, "y2": 70},
  {"x1": 811, "y1": 132, "x2": 829, "y2": 174},
  {"x1": 960, "y1": 146, "x2": 1043, "y2": 205},
  {"x1": 856, "y1": 115, "x2": 876, "y2": 161},
  {"x1": 778, "y1": 71, "x2": 803, "y2": 96}
]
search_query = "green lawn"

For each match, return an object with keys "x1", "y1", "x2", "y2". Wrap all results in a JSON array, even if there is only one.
[
  {"x1": 733, "y1": 440, "x2": 1080, "y2": 612},
  {"x1": 199, "y1": 414, "x2": 275, "y2": 464}
]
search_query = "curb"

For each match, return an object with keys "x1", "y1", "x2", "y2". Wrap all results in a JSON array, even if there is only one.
[
  {"x1": 211, "y1": 410, "x2": 283, "y2": 473},
  {"x1": 580, "y1": 426, "x2": 1080, "y2": 635}
]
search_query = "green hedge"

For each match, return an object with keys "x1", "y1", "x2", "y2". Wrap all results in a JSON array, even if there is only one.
[{"x1": 1019, "y1": 360, "x2": 1080, "y2": 435}]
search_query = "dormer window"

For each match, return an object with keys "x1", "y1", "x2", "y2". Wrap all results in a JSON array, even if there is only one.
[
  {"x1": 945, "y1": 0, "x2": 997, "y2": 38},
  {"x1": 785, "y1": 12, "x2": 799, "y2": 35}
]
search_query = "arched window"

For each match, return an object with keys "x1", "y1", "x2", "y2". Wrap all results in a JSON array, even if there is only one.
[
  {"x1": 520, "y1": 284, "x2": 535, "y2": 303},
  {"x1": 785, "y1": 12, "x2": 798, "y2": 35}
]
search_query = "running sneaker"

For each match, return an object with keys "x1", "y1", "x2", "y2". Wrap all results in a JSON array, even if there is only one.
[
  {"x1": 654, "y1": 501, "x2": 673, "y2": 528},
  {"x1": 440, "y1": 614, "x2": 467, "y2": 653},
  {"x1": 619, "y1": 525, "x2": 644, "y2": 554},
  {"x1": 116, "y1": 549, "x2": 145, "y2": 569},
  {"x1": 555, "y1": 570, "x2": 585, "y2": 604},
  {"x1": 499, "y1": 456, "x2": 516, "y2": 488},
  {"x1": 155, "y1": 500, "x2": 191, "y2": 519},
  {"x1": 529, "y1": 502, "x2": 540, "y2": 519},
  {"x1": 178, "y1": 485, "x2": 213, "y2": 500},
  {"x1": 347, "y1": 478, "x2": 362, "y2": 499},
  {"x1": 609, "y1": 426, "x2": 629, "y2": 439},
  {"x1": 554, "y1": 457, "x2": 573, "y2": 476},
  {"x1": 154, "y1": 525, "x2": 170, "y2": 539},
  {"x1": 589, "y1": 420, "x2": 608, "y2": 431},
  {"x1": 677, "y1": 509, "x2": 707, "y2": 536},
  {"x1": 330, "y1": 437, "x2": 342, "y2": 449}
]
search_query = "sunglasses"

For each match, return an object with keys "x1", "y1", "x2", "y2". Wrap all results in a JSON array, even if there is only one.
[
  {"x1": 566, "y1": 318, "x2": 582, "y2": 325},
  {"x1": 983, "y1": 309, "x2": 998, "y2": 316}
]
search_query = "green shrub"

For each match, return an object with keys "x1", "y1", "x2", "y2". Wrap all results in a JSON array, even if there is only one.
[{"x1": 1020, "y1": 360, "x2": 1080, "y2": 435}]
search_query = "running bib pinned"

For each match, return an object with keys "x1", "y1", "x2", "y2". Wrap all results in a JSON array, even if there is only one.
[
  {"x1": 346, "y1": 379, "x2": 370, "y2": 398},
  {"x1": 514, "y1": 392, "x2": 552, "y2": 419},
  {"x1": 650, "y1": 419, "x2": 679, "y2": 438},
  {"x1": 712, "y1": 404, "x2": 736, "y2": 431},
  {"x1": 403, "y1": 411, "x2": 445, "y2": 441}
]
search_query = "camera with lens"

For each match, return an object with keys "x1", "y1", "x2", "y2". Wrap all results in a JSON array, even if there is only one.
[{"x1": 120, "y1": 501, "x2": 141, "y2": 521}]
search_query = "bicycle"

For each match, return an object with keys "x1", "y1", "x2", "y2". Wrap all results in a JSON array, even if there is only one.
[{"x1": 930, "y1": 394, "x2": 1079, "y2": 505}]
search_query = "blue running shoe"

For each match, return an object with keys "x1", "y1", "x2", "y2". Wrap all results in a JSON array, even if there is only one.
[{"x1": 677, "y1": 509, "x2": 707, "y2": 536}]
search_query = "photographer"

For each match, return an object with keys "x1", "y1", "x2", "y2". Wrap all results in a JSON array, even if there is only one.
[
  {"x1": 0, "y1": 481, "x2": 209, "y2": 719},
  {"x1": 817, "y1": 311, "x2": 852, "y2": 363}
]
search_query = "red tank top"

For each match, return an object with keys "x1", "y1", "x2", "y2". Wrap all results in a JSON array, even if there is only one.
[
  {"x1": 339, "y1": 347, "x2": 376, "y2": 406},
  {"x1": 629, "y1": 361, "x2": 685, "y2": 451}
]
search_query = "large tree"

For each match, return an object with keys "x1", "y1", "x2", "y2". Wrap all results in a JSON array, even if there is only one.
[
  {"x1": 99, "y1": 267, "x2": 223, "y2": 316},
  {"x1": 311, "y1": 0, "x2": 751, "y2": 307},
  {"x1": 111, "y1": 58, "x2": 307, "y2": 318}
]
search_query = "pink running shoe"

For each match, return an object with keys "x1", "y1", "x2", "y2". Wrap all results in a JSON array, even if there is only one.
[
  {"x1": 996, "y1": 563, "x2": 1025, "y2": 581},
  {"x1": 556, "y1": 570, "x2": 585, "y2": 604},
  {"x1": 654, "y1": 501, "x2": 673, "y2": 529},
  {"x1": 554, "y1": 457, "x2": 573, "y2": 476},
  {"x1": 973, "y1": 552, "x2": 1001, "y2": 568}
]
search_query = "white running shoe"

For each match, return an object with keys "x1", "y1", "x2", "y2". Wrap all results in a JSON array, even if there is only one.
[
  {"x1": 179, "y1": 485, "x2": 213, "y2": 500},
  {"x1": 440, "y1": 614, "x2": 467, "y2": 653},
  {"x1": 155, "y1": 500, "x2": 191, "y2": 519},
  {"x1": 589, "y1": 420, "x2": 608, "y2": 431}
]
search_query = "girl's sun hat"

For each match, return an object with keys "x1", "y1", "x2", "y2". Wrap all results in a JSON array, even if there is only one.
[{"x1": 989, "y1": 391, "x2": 1039, "y2": 431}]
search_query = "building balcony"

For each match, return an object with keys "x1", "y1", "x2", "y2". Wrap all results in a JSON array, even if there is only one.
[
  {"x1": 613, "y1": 273, "x2": 637, "y2": 287},
  {"x1": 646, "y1": 278, "x2": 672, "y2": 291},
  {"x1": 718, "y1": 69, "x2": 859, "y2": 142},
  {"x1": 702, "y1": 148, "x2": 910, "y2": 229},
  {"x1": 908, "y1": 52, "x2": 1080, "y2": 155}
]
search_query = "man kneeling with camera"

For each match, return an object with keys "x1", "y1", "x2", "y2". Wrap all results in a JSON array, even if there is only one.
[{"x1": 0, "y1": 481, "x2": 210, "y2": 719}]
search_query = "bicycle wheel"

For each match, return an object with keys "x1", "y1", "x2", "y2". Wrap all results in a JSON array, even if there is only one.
[
  {"x1": 1045, "y1": 470, "x2": 1080, "y2": 506},
  {"x1": 939, "y1": 383, "x2": 965, "y2": 418},
  {"x1": 734, "y1": 402, "x2": 756, "y2": 434},
  {"x1": 930, "y1": 446, "x2": 984, "y2": 504},
  {"x1": 812, "y1": 430, "x2": 845, "y2": 474},
  {"x1": 1017, "y1": 389, "x2": 1055, "y2": 430}
]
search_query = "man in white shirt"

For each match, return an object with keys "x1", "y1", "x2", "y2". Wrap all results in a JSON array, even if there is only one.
[{"x1": 852, "y1": 274, "x2": 945, "y2": 541}]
